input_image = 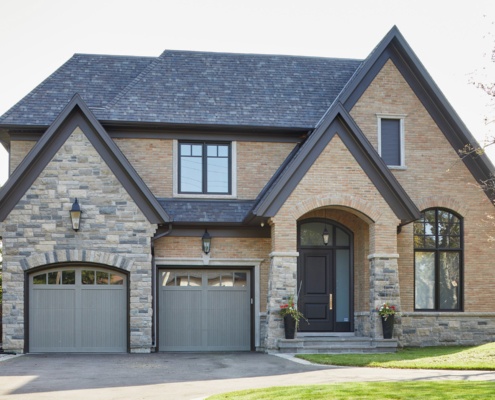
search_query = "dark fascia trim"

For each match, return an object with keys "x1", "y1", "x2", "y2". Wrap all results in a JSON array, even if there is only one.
[
  {"x1": 0, "y1": 94, "x2": 170, "y2": 223},
  {"x1": 252, "y1": 103, "x2": 420, "y2": 223},
  {"x1": 0, "y1": 128, "x2": 11, "y2": 149},
  {"x1": 243, "y1": 143, "x2": 302, "y2": 224},
  {"x1": 0, "y1": 124, "x2": 48, "y2": 131},
  {"x1": 8, "y1": 132, "x2": 45, "y2": 141},
  {"x1": 102, "y1": 120, "x2": 312, "y2": 134},
  {"x1": 339, "y1": 25, "x2": 495, "y2": 201},
  {"x1": 104, "y1": 122, "x2": 309, "y2": 143},
  {"x1": 157, "y1": 225, "x2": 271, "y2": 238},
  {"x1": 335, "y1": 108, "x2": 420, "y2": 221},
  {"x1": 5, "y1": 122, "x2": 309, "y2": 144}
]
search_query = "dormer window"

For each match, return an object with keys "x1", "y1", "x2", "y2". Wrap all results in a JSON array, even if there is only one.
[
  {"x1": 179, "y1": 142, "x2": 231, "y2": 195},
  {"x1": 377, "y1": 115, "x2": 406, "y2": 168}
]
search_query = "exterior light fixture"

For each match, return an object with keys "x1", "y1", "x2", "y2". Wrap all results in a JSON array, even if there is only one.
[
  {"x1": 202, "y1": 229, "x2": 211, "y2": 254},
  {"x1": 70, "y1": 198, "x2": 82, "y2": 231},
  {"x1": 322, "y1": 226, "x2": 329, "y2": 246}
]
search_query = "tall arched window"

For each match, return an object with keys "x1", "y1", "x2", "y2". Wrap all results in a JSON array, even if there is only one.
[{"x1": 414, "y1": 208, "x2": 462, "y2": 311}]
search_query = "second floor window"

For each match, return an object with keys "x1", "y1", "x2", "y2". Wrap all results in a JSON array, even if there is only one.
[
  {"x1": 179, "y1": 142, "x2": 231, "y2": 194},
  {"x1": 378, "y1": 116, "x2": 405, "y2": 167}
]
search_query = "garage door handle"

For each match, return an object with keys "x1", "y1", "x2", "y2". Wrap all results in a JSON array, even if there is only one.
[{"x1": 329, "y1": 294, "x2": 333, "y2": 310}]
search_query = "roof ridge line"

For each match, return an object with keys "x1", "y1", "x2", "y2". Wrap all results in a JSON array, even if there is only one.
[
  {"x1": 103, "y1": 55, "x2": 162, "y2": 111},
  {"x1": 160, "y1": 48, "x2": 363, "y2": 61}
]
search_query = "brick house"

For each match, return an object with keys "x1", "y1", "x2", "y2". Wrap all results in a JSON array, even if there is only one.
[{"x1": 1, "y1": 26, "x2": 495, "y2": 353}]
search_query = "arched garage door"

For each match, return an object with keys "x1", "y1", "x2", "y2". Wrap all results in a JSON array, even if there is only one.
[
  {"x1": 29, "y1": 266, "x2": 127, "y2": 353},
  {"x1": 159, "y1": 269, "x2": 251, "y2": 351}
]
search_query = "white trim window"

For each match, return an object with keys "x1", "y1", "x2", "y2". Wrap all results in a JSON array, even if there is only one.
[{"x1": 377, "y1": 114, "x2": 406, "y2": 168}]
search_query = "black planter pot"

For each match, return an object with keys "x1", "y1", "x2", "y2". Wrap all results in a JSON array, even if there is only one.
[
  {"x1": 284, "y1": 315, "x2": 296, "y2": 339},
  {"x1": 381, "y1": 315, "x2": 395, "y2": 339}
]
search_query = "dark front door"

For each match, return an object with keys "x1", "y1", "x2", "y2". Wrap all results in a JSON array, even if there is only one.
[
  {"x1": 298, "y1": 250, "x2": 334, "y2": 331},
  {"x1": 297, "y1": 219, "x2": 353, "y2": 333}
]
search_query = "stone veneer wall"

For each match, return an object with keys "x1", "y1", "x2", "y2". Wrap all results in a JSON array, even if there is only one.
[
  {"x1": 400, "y1": 313, "x2": 495, "y2": 347},
  {"x1": 264, "y1": 253, "x2": 298, "y2": 350},
  {"x1": 1, "y1": 127, "x2": 157, "y2": 353},
  {"x1": 369, "y1": 255, "x2": 401, "y2": 339}
]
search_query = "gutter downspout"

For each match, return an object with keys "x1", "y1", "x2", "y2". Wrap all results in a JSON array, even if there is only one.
[{"x1": 151, "y1": 223, "x2": 172, "y2": 351}]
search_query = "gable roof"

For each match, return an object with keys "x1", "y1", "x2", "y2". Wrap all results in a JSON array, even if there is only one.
[
  {"x1": 0, "y1": 51, "x2": 362, "y2": 129},
  {"x1": 248, "y1": 25, "x2": 495, "y2": 217},
  {"x1": 336, "y1": 26, "x2": 495, "y2": 199},
  {"x1": 248, "y1": 103, "x2": 421, "y2": 224},
  {"x1": 0, "y1": 94, "x2": 170, "y2": 224}
]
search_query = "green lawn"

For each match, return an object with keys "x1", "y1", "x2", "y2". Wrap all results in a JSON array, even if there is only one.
[
  {"x1": 295, "y1": 343, "x2": 495, "y2": 370},
  {"x1": 208, "y1": 344, "x2": 495, "y2": 399},
  {"x1": 207, "y1": 381, "x2": 495, "y2": 399}
]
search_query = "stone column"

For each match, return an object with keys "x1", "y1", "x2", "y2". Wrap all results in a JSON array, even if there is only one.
[
  {"x1": 1, "y1": 258, "x2": 25, "y2": 353},
  {"x1": 264, "y1": 252, "x2": 299, "y2": 350},
  {"x1": 368, "y1": 253, "x2": 401, "y2": 339}
]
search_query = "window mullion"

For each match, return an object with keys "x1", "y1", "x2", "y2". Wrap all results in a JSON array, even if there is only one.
[
  {"x1": 434, "y1": 210, "x2": 440, "y2": 310},
  {"x1": 202, "y1": 142, "x2": 207, "y2": 194}
]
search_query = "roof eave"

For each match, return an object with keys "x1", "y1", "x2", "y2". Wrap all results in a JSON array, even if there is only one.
[{"x1": 0, "y1": 94, "x2": 170, "y2": 224}]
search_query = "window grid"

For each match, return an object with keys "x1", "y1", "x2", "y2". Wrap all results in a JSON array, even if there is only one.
[
  {"x1": 414, "y1": 209, "x2": 462, "y2": 311},
  {"x1": 179, "y1": 142, "x2": 231, "y2": 194}
]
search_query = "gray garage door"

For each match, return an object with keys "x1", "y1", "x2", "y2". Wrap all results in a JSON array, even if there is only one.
[
  {"x1": 159, "y1": 269, "x2": 251, "y2": 351},
  {"x1": 29, "y1": 267, "x2": 127, "y2": 353}
]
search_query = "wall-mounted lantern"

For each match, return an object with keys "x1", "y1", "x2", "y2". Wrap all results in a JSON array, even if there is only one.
[
  {"x1": 322, "y1": 226, "x2": 329, "y2": 246},
  {"x1": 70, "y1": 198, "x2": 82, "y2": 231},
  {"x1": 202, "y1": 229, "x2": 211, "y2": 254}
]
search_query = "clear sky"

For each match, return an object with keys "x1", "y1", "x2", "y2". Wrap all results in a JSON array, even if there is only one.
[{"x1": 0, "y1": 0, "x2": 494, "y2": 185}]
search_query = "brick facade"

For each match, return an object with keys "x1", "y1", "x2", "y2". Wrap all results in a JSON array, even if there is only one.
[
  {"x1": 9, "y1": 140, "x2": 35, "y2": 172},
  {"x1": 115, "y1": 138, "x2": 295, "y2": 200},
  {"x1": 349, "y1": 59, "x2": 495, "y2": 345}
]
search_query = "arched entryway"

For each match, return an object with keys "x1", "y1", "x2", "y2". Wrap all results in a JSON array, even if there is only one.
[{"x1": 297, "y1": 219, "x2": 353, "y2": 332}]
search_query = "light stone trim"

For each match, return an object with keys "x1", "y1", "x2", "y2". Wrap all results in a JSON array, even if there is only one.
[
  {"x1": 22, "y1": 250, "x2": 136, "y2": 271},
  {"x1": 367, "y1": 253, "x2": 400, "y2": 259},
  {"x1": 269, "y1": 252, "x2": 299, "y2": 258},
  {"x1": 155, "y1": 257, "x2": 263, "y2": 347}
]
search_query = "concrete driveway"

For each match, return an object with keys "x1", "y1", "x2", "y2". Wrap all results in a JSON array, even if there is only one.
[{"x1": 1, "y1": 352, "x2": 495, "y2": 400}]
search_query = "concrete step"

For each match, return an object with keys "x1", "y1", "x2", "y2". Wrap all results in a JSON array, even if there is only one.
[{"x1": 277, "y1": 336, "x2": 398, "y2": 354}]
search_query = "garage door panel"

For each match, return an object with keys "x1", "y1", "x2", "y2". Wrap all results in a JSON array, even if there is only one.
[
  {"x1": 81, "y1": 288, "x2": 126, "y2": 349},
  {"x1": 30, "y1": 289, "x2": 76, "y2": 352},
  {"x1": 160, "y1": 289, "x2": 203, "y2": 350},
  {"x1": 207, "y1": 290, "x2": 250, "y2": 349},
  {"x1": 159, "y1": 269, "x2": 251, "y2": 352},
  {"x1": 29, "y1": 268, "x2": 127, "y2": 353}
]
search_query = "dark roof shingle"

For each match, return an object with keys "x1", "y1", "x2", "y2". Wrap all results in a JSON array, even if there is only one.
[
  {"x1": 158, "y1": 199, "x2": 256, "y2": 223},
  {"x1": 0, "y1": 50, "x2": 362, "y2": 128},
  {"x1": 0, "y1": 54, "x2": 155, "y2": 126}
]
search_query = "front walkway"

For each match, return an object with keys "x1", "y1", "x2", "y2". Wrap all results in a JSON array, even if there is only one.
[{"x1": 0, "y1": 353, "x2": 494, "y2": 400}]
